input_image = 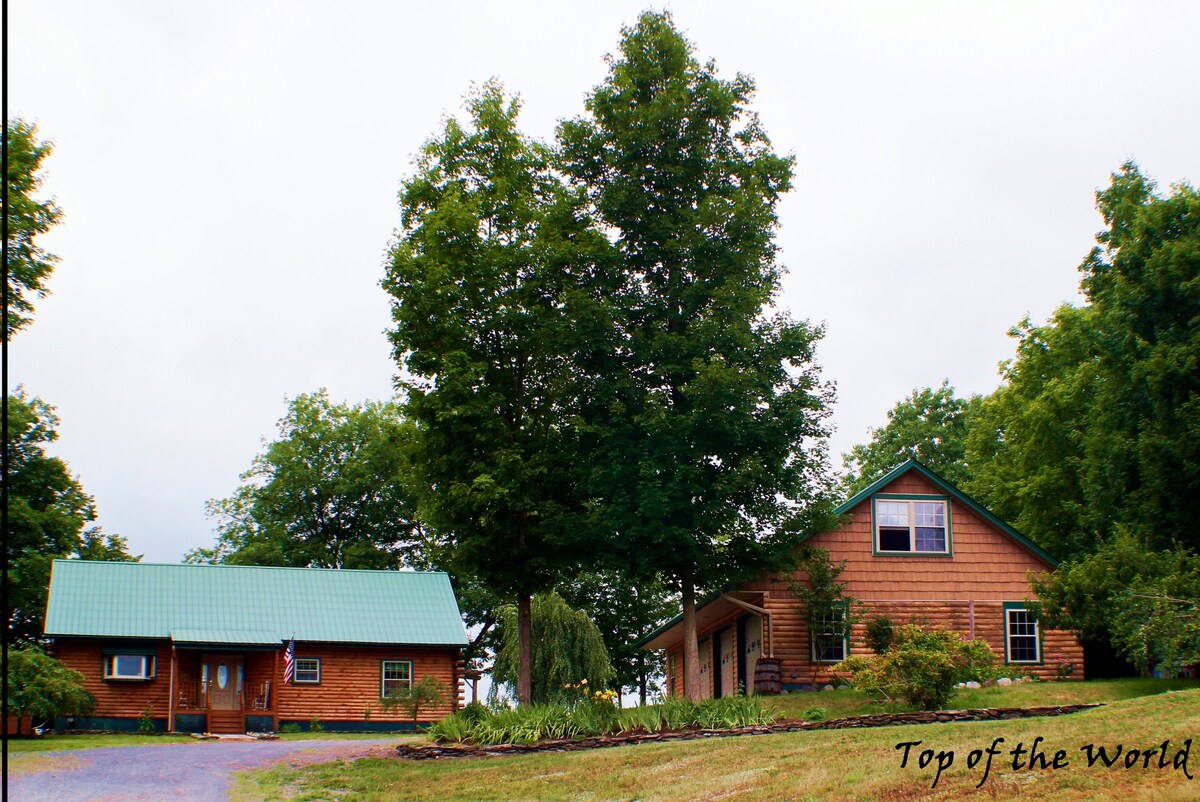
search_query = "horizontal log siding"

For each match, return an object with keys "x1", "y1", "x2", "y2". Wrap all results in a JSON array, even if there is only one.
[
  {"x1": 53, "y1": 640, "x2": 463, "y2": 723},
  {"x1": 658, "y1": 472, "x2": 1085, "y2": 694},
  {"x1": 53, "y1": 640, "x2": 173, "y2": 719},
  {"x1": 276, "y1": 644, "x2": 460, "y2": 724}
]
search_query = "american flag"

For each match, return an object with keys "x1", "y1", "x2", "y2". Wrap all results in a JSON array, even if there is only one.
[{"x1": 283, "y1": 638, "x2": 296, "y2": 684}]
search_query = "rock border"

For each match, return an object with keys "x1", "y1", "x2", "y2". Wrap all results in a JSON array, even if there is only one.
[{"x1": 394, "y1": 703, "x2": 1102, "y2": 760}]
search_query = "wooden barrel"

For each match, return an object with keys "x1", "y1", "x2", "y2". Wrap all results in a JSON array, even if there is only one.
[{"x1": 753, "y1": 657, "x2": 782, "y2": 695}]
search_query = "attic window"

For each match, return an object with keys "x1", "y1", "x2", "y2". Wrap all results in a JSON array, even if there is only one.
[{"x1": 874, "y1": 498, "x2": 950, "y2": 555}]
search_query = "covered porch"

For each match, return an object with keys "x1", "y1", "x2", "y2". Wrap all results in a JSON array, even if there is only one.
[{"x1": 168, "y1": 630, "x2": 282, "y2": 734}]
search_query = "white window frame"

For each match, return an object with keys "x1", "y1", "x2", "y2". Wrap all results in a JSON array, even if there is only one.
[
  {"x1": 1005, "y1": 606, "x2": 1041, "y2": 664},
  {"x1": 104, "y1": 654, "x2": 156, "y2": 680},
  {"x1": 380, "y1": 660, "x2": 413, "y2": 698},
  {"x1": 874, "y1": 497, "x2": 951, "y2": 555},
  {"x1": 294, "y1": 657, "x2": 321, "y2": 684},
  {"x1": 810, "y1": 605, "x2": 849, "y2": 664}
]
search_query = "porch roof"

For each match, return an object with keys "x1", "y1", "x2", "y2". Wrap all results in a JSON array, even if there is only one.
[{"x1": 44, "y1": 561, "x2": 469, "y2": 647}]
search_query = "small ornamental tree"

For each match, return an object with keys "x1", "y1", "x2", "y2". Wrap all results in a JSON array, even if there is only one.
[
  {"x1": 381, "y1": 675, "x2": 447, "y2": 726},
  {"x1": 8, "y1": 647, "x2": 94, "y2": 728},
  {"x1": 491, "y1": 591, "x2": 615, "y2": 705},
  {"x1": 836, "y1": 624, "x2": 998, "y2": 710},
  {"x1": 789, "y1": 547, "x2": 860, "y2": 677}
]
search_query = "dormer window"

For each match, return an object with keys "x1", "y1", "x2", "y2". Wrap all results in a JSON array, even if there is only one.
[{"x1": 874, "y1": 497, "x2": 951, "y2": 555}]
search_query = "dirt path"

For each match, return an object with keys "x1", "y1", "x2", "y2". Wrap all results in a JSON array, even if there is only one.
[{"x1": 8, "y1": 738, "x2": 400, "y2": 801}]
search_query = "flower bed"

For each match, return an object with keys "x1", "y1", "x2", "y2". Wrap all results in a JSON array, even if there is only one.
[{"x1": 396, "y1": 704, "x2": 1101, "y2": 760}]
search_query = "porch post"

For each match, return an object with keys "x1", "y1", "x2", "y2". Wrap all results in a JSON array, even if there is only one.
[
  {"x1": 271, "y1": 648, "x2": 280, "y2": 732},
  {"x1": 168, "y1": 644, "x2": 177, "y2": 732}
]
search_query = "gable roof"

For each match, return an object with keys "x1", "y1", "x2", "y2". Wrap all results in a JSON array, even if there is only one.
[
  {"x1": 837, "y1": 459, "x2": 1059, "y2": 567},
  {"x1": 44, "y1": 560, "x2": 469, "y2": 647}
]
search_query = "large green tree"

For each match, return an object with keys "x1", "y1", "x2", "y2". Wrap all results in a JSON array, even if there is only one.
[
  {"x1": 383, "y1": 82, "x2": 608, "y2": 705},
  {"x1": 965, "y1": 163, "x2": 1200, "y2": 557},
  {"x1": 5, "y1": 119, "x2": 64, "y2": 340},
  {"x1": 558, "y1": 11, "x2": 835, "y2": 700},
  {"x1": 188, "y1": 390, "x2": 423, "y2": 569},
  {"x1": 841, "y1": 381, "x2": 977, "y2": 496}
]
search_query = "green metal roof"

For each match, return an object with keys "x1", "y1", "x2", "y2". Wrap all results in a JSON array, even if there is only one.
[{"x1": 44, "y1": 561, "x2": 469, "y2": 647}]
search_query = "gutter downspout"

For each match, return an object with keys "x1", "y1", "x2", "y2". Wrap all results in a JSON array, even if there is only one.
[
  {"x1": 168, "y1": 644, "x2": 176, "y2": 733},
  {"x1": 721, "y1": 594, "x2": 774, "y2": 658}
]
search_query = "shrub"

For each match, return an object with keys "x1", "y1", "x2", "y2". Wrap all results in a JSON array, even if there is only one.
[
  {"x1": 309, "y1": 716, "x2": 324, "y2": 733},
  {"x1": 865, "y1": 616, "x2": 896, "y2": 654},
  {"x1": 459, "y1": 701, "x2": 491, "y2": 723},
  {"x1": 7, "y1": 647, "x2": 94, "y2": 726},
  {"x1": 801, "y1": 706, "x2": 827, "y2": 722},
  {"x1": 280, "y1": 723, "x2": 301, "y2": 734},
  {"x1": 138, "y1": 706, "x2": 156, "y2": 734},
  {"x1": 380, "y1": 675, "x2": 446, "y2": 724},
  {"x1": 836, "y1": 624, "x2": 998, "y2": 710}
]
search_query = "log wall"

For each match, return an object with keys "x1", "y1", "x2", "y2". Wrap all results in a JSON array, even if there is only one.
[{"x1": 661, "y1": 471, "x2": 1085, "y2": 694}]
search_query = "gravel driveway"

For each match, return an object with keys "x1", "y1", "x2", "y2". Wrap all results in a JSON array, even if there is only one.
[{"x1": 8, "y1": 737, "x2": 400, "y2": 801}]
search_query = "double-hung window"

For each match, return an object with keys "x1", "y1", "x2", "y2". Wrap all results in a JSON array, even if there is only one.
[
  {"x1": 381, "y1": 660, "x2": 412, "y2": 698},
  {"x1": 104, "y1": 653, "x2": 156, "y2": 680},
  {"x1": 874, "y1": 497, "x2": 950, "y2": 554},
  {"x1": 294, "y1": 658, "x2": 320, "y2": 684},
  {"x1": 811, "y1": 605, "x2": 849, "y2": 663},
  {"x1": 1005, "y1": 606, "x2": 1041, "y2": 663}
]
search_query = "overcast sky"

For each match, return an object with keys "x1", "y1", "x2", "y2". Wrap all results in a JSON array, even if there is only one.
[{"x1": 10, "y1": 1, "x2": 1199, "y2": 563}]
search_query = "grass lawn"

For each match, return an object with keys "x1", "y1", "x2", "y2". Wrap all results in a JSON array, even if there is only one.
[
  {"x1": 763, "y1": 677, "x2": 1200, "y2": 722},
  {"x1": 233, "y1": 681, "x2": 1200, "y2": 801}
]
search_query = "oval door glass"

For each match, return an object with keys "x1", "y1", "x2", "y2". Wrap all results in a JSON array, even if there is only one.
[{"x1": 217, "y1": 663, "x2": 228, "y2": 689}]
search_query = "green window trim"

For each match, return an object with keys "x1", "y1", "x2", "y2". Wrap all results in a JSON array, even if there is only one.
[
  {"x1": 871, "y1": 494, "x2": 954, "y2": 556},
  {"x1": 1003, "y1": 602, "x2": 1043, "y2": 665},
  {"x1": 809, "y1": 601, "x2": 851, "y2": 664}
]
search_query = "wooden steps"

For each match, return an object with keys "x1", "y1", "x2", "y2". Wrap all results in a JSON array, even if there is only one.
[{"x1": 206, "y1": 710, "x2": 245, "y2": 734}]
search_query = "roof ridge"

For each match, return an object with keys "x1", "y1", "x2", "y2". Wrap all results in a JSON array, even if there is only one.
[{"x1": 52, "y1": 559, "x2": 449, "y2": 577}]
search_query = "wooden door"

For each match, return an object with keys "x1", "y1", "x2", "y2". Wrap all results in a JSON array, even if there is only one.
[
  {"x1": 698, "y1": 638, "x2": 712, "y2": 699},
  {"x1": 203, "y1": 656, "x2": 244, "y2": 710}
]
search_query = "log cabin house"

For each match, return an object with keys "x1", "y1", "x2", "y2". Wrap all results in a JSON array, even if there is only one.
[
  {"x1": 636, "y1": 460, "x2": 1085, "y2": 697},
  {"x1": 43, "y1": 561, "x2": 469, "y2": 733}
]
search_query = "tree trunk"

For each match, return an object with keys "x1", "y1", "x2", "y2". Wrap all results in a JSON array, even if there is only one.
[
  {"x1": 517, "y1": 591, "x2": 533, "y2": 706},
  {"x1": 681, "y1": 573, "x2": 701, "y2": 701},
  {"x1": 638, "y1": 652, "x2": 648, "y2": 706}
]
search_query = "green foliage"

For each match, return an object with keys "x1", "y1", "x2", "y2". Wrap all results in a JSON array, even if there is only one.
[
  {"x1": 491, "y1": 592, "x2": 615, "y2": 705},
  {"x1": 789, "y1": 547, "x2": 859, "y2": 661},
  {"x1": 5, "y1": 119, "x2": 64, "y2": 339},
  {"x1": 964, "y1": 164, "x2": 1200, "y2": 558},
  {"x1": 384, "y1": 80, "x2": 608, "y2": 703},
  {"x1": 308, "y1": 716, "x2": 324, "y2": 733},
  {"x1": 138, "y1": 706, "x2": 156, "y2": 734},
  {"x1": 1034, "y1": 533, "x2": 1200, "y2": 673},
  {"x1": 426, "y1": 696, "x2": 773, "y2": 745},
  {"x1": 280, "y1": 723, "x2": 301, "y2": 734},
  {"x1": 7, "y1": 646, "x2": 94, "y2": 723},
  {"x1": 380, "y1": 675, "x2": 446, "y2": 724},
  {"x1": 556, "y1": 569, "x2": 676, "y2": 703},
  {"x1": 557, "y1": 10, "x2": 836, "y2": 694},
  {"x1": 188, "y1": 390, "x2": 421, "y2": 569},
  {"x1": 801, "y1": 706, "x2": 828, "y2": 722},
  {"x1": 842, "y1": 382, "x2": 977, "y2": 495},
  {"x1": 864, "y1": 616, "x2": 896, "y2": 655},
  {"x1": 836, "y1": 624, "x2": 999, "y2": 711}
]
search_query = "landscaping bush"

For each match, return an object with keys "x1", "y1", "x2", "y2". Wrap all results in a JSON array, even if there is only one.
[
  {"x1": 865, "y1": 616, "x2": 895, "y2": 655},
  {"x1": 7, "y1": 646, "x2": 94, "y2": 727},
  {"x1": 380, "y1": 675, "x2": 446, "y2": 725},
  {"x1": 836, "y1": 623, "x2": 998, "y2": 710}
]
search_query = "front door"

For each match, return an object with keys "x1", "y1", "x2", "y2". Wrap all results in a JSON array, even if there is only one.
[{"x1": 202, "y1": 655, "x2": 244, "y2": 710}]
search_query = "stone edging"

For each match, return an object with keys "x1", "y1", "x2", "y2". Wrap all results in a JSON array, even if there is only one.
[{"x1": 394, "y1": 703, "x2": 1102, "y2": 760}]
